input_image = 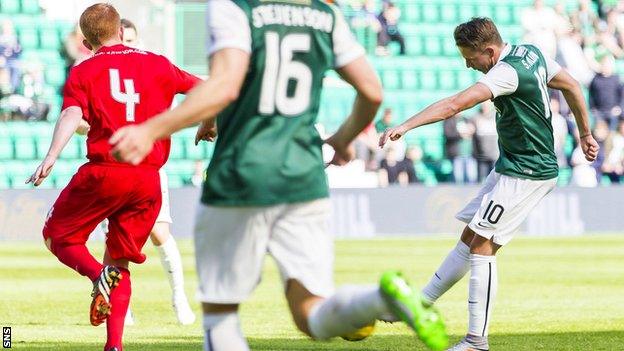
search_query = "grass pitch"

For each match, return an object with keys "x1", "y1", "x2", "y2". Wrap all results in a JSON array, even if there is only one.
[{"x1": 1, "y1": 235, "x2": 623, "y2": 350}]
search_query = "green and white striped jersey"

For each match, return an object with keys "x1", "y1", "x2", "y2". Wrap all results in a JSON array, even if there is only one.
[
  {"x1": 201, "y1": 0, "x2": 364, "y2": 206},
  {"x1": 478, "y1": 43, "x2": 561, "y2": 180}
]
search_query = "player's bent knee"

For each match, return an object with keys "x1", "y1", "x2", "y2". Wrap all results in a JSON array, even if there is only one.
[
  {"x1": 469, "y1": 234, "x2": 501, "y2": 256},
  {"x1": 149, "y1": 222, "x2": 171, "y2": 246},
  {"x1": 460, "y1": 226, "x2": 476, "y2": 246}
]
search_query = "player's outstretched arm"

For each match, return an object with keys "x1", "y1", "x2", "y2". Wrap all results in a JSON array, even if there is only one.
[
  {"x1": 548, "y1": 69, "x2": 599, "y2": 162},
  {"x1": 109, "y1": 48, "x2": 250, "y2": 165},
  {"x1": 26, "y1": 106, "x2": 83, "y2": 186},
  {"x1": 379, "y1": 83, "x2": 492, "y2": 148},
  {"x1": 326, "y1": 56, "x2": 383, "y2": 165}
]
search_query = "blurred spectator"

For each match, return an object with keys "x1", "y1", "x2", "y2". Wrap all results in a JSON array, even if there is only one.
[
  {"x1": 570, "y1": 143, "x2": 598, "y2": 187},
  {"x1": 470, "y1": 101, "x2": 498, "y2": 181},
  {"x1": 571, "y1": 0, "x2": 597, "y2": 39},
  {"x1": 553, "y1": 1, "x2": 574, "y2": 36},
  {"x1": 0, "y1": 20, "x2": 22, "y2": 94},
  {"x1": 595, "y1": 19, "x2": 624, "y2": 59},
  {"x1": 602, "y1": 120, "x2": 624, "y2": 182},
  {"x1": 605, "y1": 9, "x2": 624, "y2": 51},
  {"x1": 121, "y1": 18, "x2": 141, "y2": 48},
  {"x1": 60, "y1": 25, "x2": 92, "y2": 79},
  {"x1": 378, "y1": 146, "x2": 417, "y2": 187},
  {"x1": 350, "y1": 0, "x2": 381, "y2": 33},
  {"x1": 521, "y1": 0, "x2": 558, "y2": 58},
  {"x1": 591, "y1": 119, "x2": 610, "y2": 182},
  {"x1": 190, "y1": 160, "x2": 205, "y2": 187},
  {"x1": 375, "y1": 107, "x2": 396, "y2": 133},
  {"x1": 551, "y1": 97, "x2": 570, "y2": 169},
  {"x1": 354, "y1": 122, "x2": 379, "y2": 171},
  {"x1": 589, "y1": 54, "x2": 623, "y2": 130},
  {"x1": 376, "y1": 2, "x2": 405, "y2": 56},
  {"x1": 444, "y1": 115, "x2": 477, "y2": 184},
  {"x1": 558, "y1": 28, "x2": 595, "y2": 85}
]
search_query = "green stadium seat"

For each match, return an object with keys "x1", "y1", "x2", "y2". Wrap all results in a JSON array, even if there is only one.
[
  {"x1": 46, "y1": 96, "x2": 63, "y2": 121},
  {"x1": 0, "y1": 173, "x2": 10, "y2": 189},
  {"x1": 557, "y1": 167, "x2": 571, "y2": 186},
  {"x1": 423, "y1": 36, "x2": 442, "y2": 56},
  {"x1": 422, "y1": 139, "x2": 444, "y2": 161},
  {"x1": 458, "y1": 4, "x2": 475, "y2": 21},
  {"x1": 439, "y1": 4, "x2": 457, "y2": 23},
  {"x1": 456, "y1": 70, "x2": 474, "y2": 88},
  {"x1": 405, "y1": 36, "x2": 423, "y2": 56},
  {"x1": 6, "y1": 160, "x2": 38, "y2": 189},
  {"x1": 438, "y1": 70, "x2": 456, "y2": 90},
  {"x1": 17, "y1": 28, "x2": 39, "y2": 49},
  {"x1": 58, "y1": 138, "x2": 82, "y2": 159},
  {"x1": 403, "y1": 3, "x2": 420, "y2": 22},
  {"x1": 0, "y1": 126, "x2": 13, "y2": 159},
  {"x1": 44, "y1": 65, "x2": 66, "y2": 87},
  {"x1": 401, "y1": 70, "x2": 418, "y2": 90},
  {"x1": 169, "y1": 137, "x2": 186, "y2": 159},
  {"x1": 184, "y1": 139, "x2": 208, "y2": 160},
  {"x1": 420, "y1": 70, "x2": 437, "y2": 90},
  {"x1": 1, "y1": 0, "x2": 20, "y2": 14},
  {"x1": 53, "y1": 173, "x2": 74, "y2": 188},
  {"x1": 39, "y1": 23, "x2": 61, "y2": 50},
  {"x1": 57, "y1": 22, "x2": 74, "y2": 42},
  {"x1": 494, "y1": 5, "x2": 513, "y2": 25},
  {"x1": 422, "y1": 3, "x2": 439, "y2": 23},
  {"x1": 382, "y1": 69, "x2": 401, "y2": 90},
  {"x1": 442, "y1": 38, "x2": 458, "y2": 56},
  {"x1": 21, "y1": 0, "x2": 40, "y2": 14},
  {"x1": 475, "y1": 4, "x2": 493, "y2": 20},
  {"x1": 11, "y1": 122, "x2": 37, "y2": 159}
]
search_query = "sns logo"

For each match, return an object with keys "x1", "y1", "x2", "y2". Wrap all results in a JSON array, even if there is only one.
[{"x1": 3, "y1": 326, "x2": 11, "y2": 348}]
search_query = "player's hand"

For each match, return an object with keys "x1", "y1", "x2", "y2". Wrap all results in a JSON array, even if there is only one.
[
  {"x1": 26, "y1": 155, "x2": 56, "y2": 186},
  {"x1": 580, "y1": 133, "x2": 599, "y2": 162},
  {"x1": 379, "y1": 125, "x2": 407, "y2": 148},
  {"x1": 195, "y1": 119, "x2": 217, "y2": 145},
  {"x1": 325, "y1": 137, "x2": 355, "y2": 166},
  {"x1": 109, "y1": 125, "x2": 155, "y2": 165}
]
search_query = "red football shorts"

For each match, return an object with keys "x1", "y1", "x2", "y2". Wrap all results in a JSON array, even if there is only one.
[{"x1": 43, "y1": 163, "x2": 162, "y2": 264}]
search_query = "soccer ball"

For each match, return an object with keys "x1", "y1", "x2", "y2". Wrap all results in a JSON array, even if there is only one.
[{"x1": 340, "y1": 321, "x2": 376, "y2": 341}]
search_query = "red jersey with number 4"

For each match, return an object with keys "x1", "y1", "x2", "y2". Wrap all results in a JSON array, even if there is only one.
[{"x1": 62, "y1": 44, "x2": 200, "y2": 168}]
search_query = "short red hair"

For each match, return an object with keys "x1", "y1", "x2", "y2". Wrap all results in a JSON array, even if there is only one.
[{"x1": 79, "y1": 3, "x2": 121, "y2": 47}]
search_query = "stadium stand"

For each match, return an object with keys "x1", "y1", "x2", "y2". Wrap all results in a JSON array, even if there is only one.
[{"x1": 0, "y1": 0, "x2": 618, "y2": 188}]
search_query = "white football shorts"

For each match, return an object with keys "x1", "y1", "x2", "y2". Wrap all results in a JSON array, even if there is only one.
[
  {"x1": 455, "y1": 169, "x2": 557, "y2": 246},
  {"x1": 194, "y1": 198, "x2": 334, "y2": 303}
]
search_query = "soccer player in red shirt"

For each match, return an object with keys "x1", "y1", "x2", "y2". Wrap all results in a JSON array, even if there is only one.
[{"x1": 26, "y1": 4, "x2": 199, "y2": 351}]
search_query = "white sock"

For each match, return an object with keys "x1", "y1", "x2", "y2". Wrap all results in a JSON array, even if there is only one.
[
  {"x1": 307, "y1": 285, "x2": 390, "y2": 340},
  {"x1": 156, "y1": 236, "x2": 186, "y2": 299},
  {"x1": 203, "y1": 312, "x2": 249, "y2": 351},
  {"x1": 422, "y1": 241, "x2": 471, "y2": 305},
  {"x1": 467, "y1": 254, "x2": 497, "y2": 338}
]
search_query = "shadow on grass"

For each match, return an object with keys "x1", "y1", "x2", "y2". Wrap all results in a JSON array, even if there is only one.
[{"x1": 20, "y1": 331, "x2": 624, "y2": 350}]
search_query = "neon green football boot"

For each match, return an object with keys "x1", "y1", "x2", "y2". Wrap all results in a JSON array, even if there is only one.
[{"x1": 379, "y1": 271, "x2": 449, "y2": 351}]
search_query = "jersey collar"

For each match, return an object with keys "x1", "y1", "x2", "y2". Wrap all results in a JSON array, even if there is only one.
[
  {"x1": 95, "y1": 44, "x2": 127, "y2": 54},
  {"x1": 496, "y1": 43, "x2": 512, "y2": 64}
]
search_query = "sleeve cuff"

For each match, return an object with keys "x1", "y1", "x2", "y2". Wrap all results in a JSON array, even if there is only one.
[
  {"x1": 207, "y1": 40, "x2": 252, "y2": 57},
  {"x1": 477, "y1": 79, "x2": 499, "y2": 99},
  {"x1": 334, "y1": 45, "x2": 366, "y2": 68}
]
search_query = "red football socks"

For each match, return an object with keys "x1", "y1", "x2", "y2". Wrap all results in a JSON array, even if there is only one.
[
  {"x1": 105, "y1": 267, "x2": 131, "y2": 351},
  {"x1": 52, "y1": 243, "x2": 103, "y2": 281}
]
